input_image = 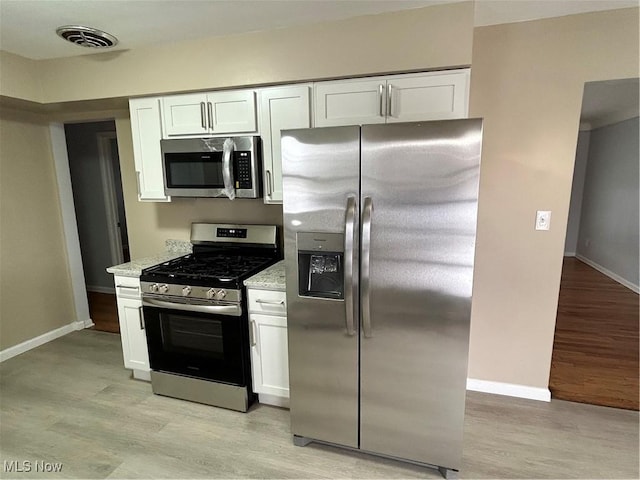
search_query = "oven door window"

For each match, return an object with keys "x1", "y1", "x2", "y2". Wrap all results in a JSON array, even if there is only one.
[
  {"x1": 145, "y1": 306, "x2": 246, "y2": 385},
  {"x1": 163, "y1": 313, "x2": 225, "y2": 358}
]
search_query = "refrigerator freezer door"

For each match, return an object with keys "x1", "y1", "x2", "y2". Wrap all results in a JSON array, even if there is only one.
[
  {"x1": 359, "y1": 120, "x2": 483, "y2": 470},
  {"x1": 282, "y1": 126, "x2": 360, "y2": 448}
]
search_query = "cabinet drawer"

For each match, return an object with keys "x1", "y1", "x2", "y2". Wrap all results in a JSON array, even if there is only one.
[
  {"x1": 247, "y1": 289, "x2": 286, "y2": 315},
  {"x1": 114, "y1": 276, "x2": 141, "y2": 299}
]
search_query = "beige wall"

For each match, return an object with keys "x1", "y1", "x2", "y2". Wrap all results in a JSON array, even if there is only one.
[
  {"x1": 0, "y1": 51, "x2": 43, "y2": 102},
  {"x1": 468, "y1": 8, "x2": 639, "y2": 388},
  {"x1": 115, "y1": 118, "x2": 283, "y2": 258},
  {"x1": 0, "y1": 108, "x2": 76, "y2": 349},
  {"x1": 5, "y1": 2, "x2": 473, "y2": 103}
]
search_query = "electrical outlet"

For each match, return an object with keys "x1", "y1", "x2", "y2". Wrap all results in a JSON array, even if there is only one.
[{"x1": 535, "y1": 210, "x2": 551, "y2": 231}]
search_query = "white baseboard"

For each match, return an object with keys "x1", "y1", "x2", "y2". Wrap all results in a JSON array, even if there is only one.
[
  {"x1": 467, "y1": 378, "x2": 551, "y2": 402},
  {"x1": 575, "y1": 254, "x2": 639, "y2": 294},
  {"x1": 564, "y1": 251, "x2": 576, "y2": 257},
  {"x1": 0, "y1": 320, "x2": 87, "y2": 363},
  {"x1": 87, "y1": 285, "x2": 116, "y2": 295}
]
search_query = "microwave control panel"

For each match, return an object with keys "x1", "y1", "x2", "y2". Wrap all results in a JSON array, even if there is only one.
[{"x1": 234, "y1": 152, "x2": 253, "y2": 189}]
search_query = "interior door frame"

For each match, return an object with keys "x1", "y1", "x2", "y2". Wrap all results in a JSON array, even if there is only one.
[
  {"x1": 97, "y1": 131, "x2": 124, "y2": 266},
  {"x1": 49, "y1": 123, "x2": 93, "y2": 328}
]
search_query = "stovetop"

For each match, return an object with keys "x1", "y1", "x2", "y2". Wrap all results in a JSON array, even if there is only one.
[{"x1": 140, "y1": 253, "x2": 278, "y2": 289}]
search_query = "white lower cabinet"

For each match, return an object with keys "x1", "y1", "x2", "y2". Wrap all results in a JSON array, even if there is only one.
[
  {"x1": 113, "y1": 275, "x2": 150, "y2": 381},
  {"x1": 247, "y1": 289, "x2": 289, "y2": 407}
]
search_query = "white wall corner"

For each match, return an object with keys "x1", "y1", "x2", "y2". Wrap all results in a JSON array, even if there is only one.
[{"x1": 467, "y1": 378, "x2": 551, "y2": 402}]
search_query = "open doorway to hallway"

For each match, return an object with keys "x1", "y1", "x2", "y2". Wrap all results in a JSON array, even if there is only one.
[
  {"x1": 549, "y1": 78, "x2": 639, "y2": 410},
  {"x1": 65, "y1": 120, "x2": 127, "y2": 333}
]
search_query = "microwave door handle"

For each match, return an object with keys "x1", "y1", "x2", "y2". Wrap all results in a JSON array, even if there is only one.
[{"x1": 222, "y1": 138, "x2": 236, "y2": 200}]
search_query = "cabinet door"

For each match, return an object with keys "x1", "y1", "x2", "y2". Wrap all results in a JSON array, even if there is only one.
[
  {"x1": 250, "y1": 313, "x2": 289, "y2": 398},
  {"x1": 386, "y1": 70, "x2": 469, "y2": 123},
  {"x1": 259, "y1": 85, "x2": 311, "y2": 204},
  {"x1": 116, "y1": 296, "x2": 150, "y2": 372},
  {"x1": 129, "y1": 98, "x2": 171, "y2": 202},
  {"x1": 208, "y1": 90, "x2": 257, "y2": 134},
  {"x1": 314, "y1": 78, "x2": 387, "y2": 127},
  {"x1": 161, "y1": 93, "x2": 209, "y2": 136}
]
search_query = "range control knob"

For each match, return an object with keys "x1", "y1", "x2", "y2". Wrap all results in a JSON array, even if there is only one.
[
  {"x1": 216, "y1": 289, "x2": 227, "y2": 300},
  {"x1": 159, "y1": 284, "x2": 170, "y2": 294},
  {"x1": 206, "y1": 288, "x2": 217, "y2": 299},
  {"x1": 149, "y1": 283, "x2": 159, "y2": 293},
  {"x1": 182, "y1": 286, "x2": 192, "y2": 296}
]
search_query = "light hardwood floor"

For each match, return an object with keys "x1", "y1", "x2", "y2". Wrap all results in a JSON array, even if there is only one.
[{"x1": 1, "y1": 330, "x2": 638, "y2": 479}]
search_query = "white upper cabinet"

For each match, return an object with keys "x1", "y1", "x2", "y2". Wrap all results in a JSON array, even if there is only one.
[
  {"x1": 314, "y1": 77, "x2": 387, "y2": 127},
  {"x1": 386, "y1": 70, "x2": 469, "y2": 122},
  {"x1": 128, "y1": 69, "x2": 468, "y2": 203},
  {"x1": 314, "y1": 69, "x2": 470, "y2": 127},
  {"x1": 162, "y1": 90, "x2": 257, "y2": 137},
  {"x1": 129, "y1": 97, "x2": 171, "y2": 202},
  {"x1": 161, "y1": 93, "x2": 208, "y2": 136},
  {"x1": 258, "y1": 85, "x2": 311, "y2": 204}
]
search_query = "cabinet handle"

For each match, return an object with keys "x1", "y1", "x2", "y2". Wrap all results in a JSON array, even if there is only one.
[
  {"x1": 378, "y1": 84, "x2": 384, "y2": 117},
  {"x1": 207, "y1": 102, "x2": 214, "y2": 131},
  {"x1": 249, "y1": 320, "x2": 257, "y2": 347},
  {"x1": 265, "y1": 170, "x2": 273, "y2": 197},
  {"x1": 200, "y1": 102, "x2": 206, "y2": 129},
  {"x1": 255, "y1": 299, "x2": 284, "y2": 305},
  {"x1": 138, "y1": 306, "x2": 145, "y2": 330},
  {"x1": 135, "y1": 171, "x2": 142, "y2": 196},
  {"x1": 387, "y1": 84, "x2": 393, "y2": 118},
  {"x1": 116, "y1": 285, "x2": 139, "y2": 290}
]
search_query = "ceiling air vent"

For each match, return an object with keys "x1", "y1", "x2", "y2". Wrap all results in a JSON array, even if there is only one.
[{"x1": 56, "y1": 25, "x2": 118, "y2": 49}]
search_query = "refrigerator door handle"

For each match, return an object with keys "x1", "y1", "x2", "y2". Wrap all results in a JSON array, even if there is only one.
[
  {"x1": 344, "y1": 196, "x2": 357, "y2": 336},
  {"x1": 361, "y1": 196, "x2": 373, "y2": 338}
]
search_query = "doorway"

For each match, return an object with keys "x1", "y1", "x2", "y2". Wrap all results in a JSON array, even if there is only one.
[
  {"x1": 65, "y1": 120, "x2": 128, "y2": 333},
  {"x1": 549, "y1": 78, "x2": 639, "y2": 410}
]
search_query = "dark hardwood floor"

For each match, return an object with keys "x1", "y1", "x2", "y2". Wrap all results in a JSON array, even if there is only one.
[
  {"x1": 550, "y1": 257, "x2": 639, "y2": 410},
  {"x1": 87, "y1": 291, "x2": 120, "y2": 334}
]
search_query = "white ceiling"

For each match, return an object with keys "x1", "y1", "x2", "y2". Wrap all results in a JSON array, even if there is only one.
[
  {"x1": 0, "y1": 0, "x2": 637, "y2": 61},
  {"x1": 580, "y1": 78, "x2": 640, "y2": 130}
]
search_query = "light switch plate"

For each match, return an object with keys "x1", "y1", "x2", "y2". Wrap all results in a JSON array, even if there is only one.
[{"x1": 536, "y1": 210, "x2": 551, "y2": 231}]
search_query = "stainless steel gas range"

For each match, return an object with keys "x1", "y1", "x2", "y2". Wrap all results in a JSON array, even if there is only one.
[{"x1": 139, "y1": 223, "x2": 280, "y2": 412}]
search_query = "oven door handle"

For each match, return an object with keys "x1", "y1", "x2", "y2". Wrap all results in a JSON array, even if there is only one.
[{"x1": 142, "y1": 298, "x2": 242, "y2": 317}]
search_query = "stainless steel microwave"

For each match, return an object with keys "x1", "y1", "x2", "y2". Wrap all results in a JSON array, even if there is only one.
[{"x1": 160, "y1": 136, "x2": 261, "y2": 198}]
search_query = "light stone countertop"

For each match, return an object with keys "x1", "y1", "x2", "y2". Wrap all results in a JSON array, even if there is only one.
[
  {"x1": 106, "y1": 240, "x2": 192, "y2": 278},
  {"x1": 244, "y1": 260, "x2": 286, "y2": 291}
]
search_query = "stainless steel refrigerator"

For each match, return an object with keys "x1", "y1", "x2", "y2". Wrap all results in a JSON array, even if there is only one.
[{"x1": 281, "y1": 120, "x2": 483, "y2": 478}]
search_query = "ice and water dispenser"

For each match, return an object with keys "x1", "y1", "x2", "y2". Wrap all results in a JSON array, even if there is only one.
[{"x1": 297, "y1": 232, "x2": 344, "y2": 300}]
